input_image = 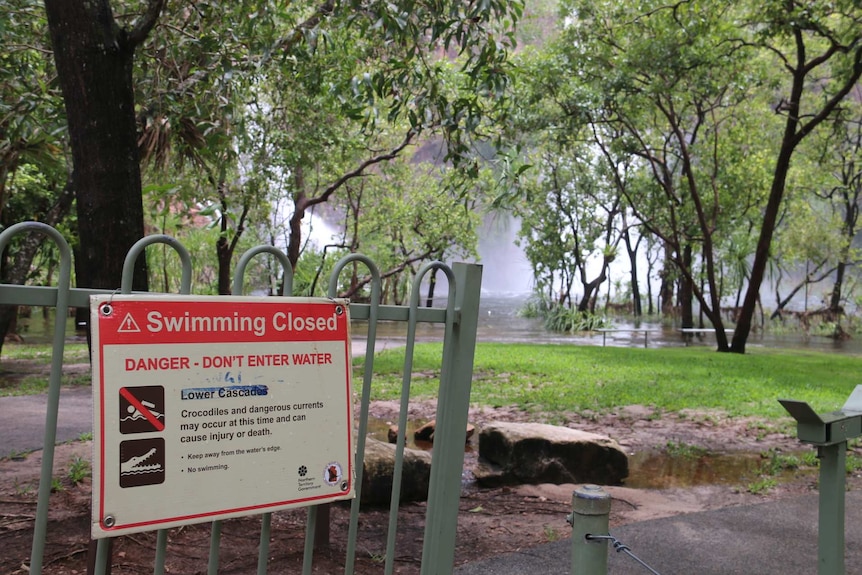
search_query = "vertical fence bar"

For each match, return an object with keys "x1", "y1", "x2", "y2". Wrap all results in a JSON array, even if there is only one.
[
  {"x1": 234, "y1": 245, "x2": 294, "y2": 575},
  {"x1": 419, "y1": 262, "x2": 482, "y2": 575},
  {"x1": 208, "y1": 520, "x2": 223, "y2": 575},
  {"x1": 382, "y1": 262, "x2": 457, "y2": 575},
  {"x1": 0, "y1": 223, "x2": 73, "y2": 575},
  {"x1": 121, "y1": 235, "x2": 193, "y2": 575},
  {"x1": 323, "y1": 255, "x2": 382, "y2": 575},
  {"x1": 154, "y1": 530, "x2": 168, "y2": 575},
  {"x1": 257, "y1": 512, "x2": 272, "y2": 575}
]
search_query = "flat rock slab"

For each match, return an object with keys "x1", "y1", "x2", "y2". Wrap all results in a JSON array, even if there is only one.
[{"x1": 474, "y1": 421, "x2": 628, "y2": 487}]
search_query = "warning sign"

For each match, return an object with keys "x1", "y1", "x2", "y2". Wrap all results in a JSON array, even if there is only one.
[{"x1": 90, "y1": 295, "x2": 354, "y2": 538}]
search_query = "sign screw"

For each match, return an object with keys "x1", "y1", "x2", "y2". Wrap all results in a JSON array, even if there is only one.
[
  {"x1": 335, "y1": 305, "x2": 344, "y2": 316},
  {"x1": 103, "y1": 515, "x2": 115, "y2": 528},
  {"x1": 100, "y1": 304, "x2": 113, "y2": 317}
]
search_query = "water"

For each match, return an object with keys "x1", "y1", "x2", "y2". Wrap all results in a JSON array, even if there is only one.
[
  {"x1": 358, "y1": 293, "x2": 862, "y2": 355},
  {"x1": 624, "y1": 449, "x2": 806, "y2": 489}
]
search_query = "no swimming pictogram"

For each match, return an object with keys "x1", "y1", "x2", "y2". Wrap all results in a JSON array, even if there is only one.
[{"x1": 119, "y1": 386, "x2": 165, "y2": 433}]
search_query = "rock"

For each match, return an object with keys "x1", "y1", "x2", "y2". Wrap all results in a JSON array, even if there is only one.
[
  {"x1": 414, "y1": 421, "x2": 436, "y2": 442},
  {"x1": 360, "y1": 438, "x2": 432, "y2": 506},
  {"x1": 388, "y1": 421, "x2": 477, "y2": 445},
  {"x1": 473, "y1": 421, "x2": 628, "y2": 487}
]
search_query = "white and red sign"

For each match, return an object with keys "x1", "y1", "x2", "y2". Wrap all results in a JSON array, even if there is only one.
[{"x1": 90, "y1": 295, "x2": 354, "y2": 538}]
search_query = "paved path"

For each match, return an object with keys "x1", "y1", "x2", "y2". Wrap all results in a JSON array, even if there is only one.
[
  {"x1": 0, "y1": 386, "x2": 92, "y2": 457},
  {"x1": 455, "y1": 490, "x2": 862, "y2": 574}
]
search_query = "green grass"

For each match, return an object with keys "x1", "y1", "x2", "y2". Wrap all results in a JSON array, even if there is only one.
[
  {"x1": 664, "y1": 440, "x2": 709, "y2": 459},
  {"x1": 67, "y1": 456, "x2": 91, "y2": 484},
  {"x1": 1, "y1": 342, "x2": 89, "y2": 363},
  {"x1": 359, "y1": 343, "x2": 862, "y2": 419},
  {"x1": 0, "y1": 342, "x2": 90, "y2": 396}
]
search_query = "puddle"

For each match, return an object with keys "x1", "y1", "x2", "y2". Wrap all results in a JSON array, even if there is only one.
[
  {"x1": 624, "y1": 450, "x2": 806, "y2": 489},
  {"x1": 364, "y1": 416, "x2": 474, "y2": 453}
]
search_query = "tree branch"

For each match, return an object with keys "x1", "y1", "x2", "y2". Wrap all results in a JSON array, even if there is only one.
[
  {"x1": 126, "y1": 0, "x2": 165, "y2": 48},
  {"x1": 303, "y1": 130, "x2": 416, "y2": 211}
]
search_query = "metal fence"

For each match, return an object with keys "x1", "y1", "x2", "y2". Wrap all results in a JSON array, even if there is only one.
[{"x1": 0, "y1": 221, "x2": 482, "y2": 575}]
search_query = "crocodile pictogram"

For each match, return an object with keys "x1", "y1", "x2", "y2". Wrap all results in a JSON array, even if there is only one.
[{"x1": 121, "y1": 448, "x2": 161, "y2": 474}]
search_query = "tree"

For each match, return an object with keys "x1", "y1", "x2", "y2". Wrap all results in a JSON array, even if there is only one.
[
  {"x1": 549, "y1": 0, "x2": 775, "y2": 350},
  {"x1": 515, "y1": 144, "x2": 623, "y2": 314},
  {"x1": 132, "y1": 0, "x2": 522, "y2": 296},
  {"x1": 42, "y1": 0, "x2": 163, "y2": 294},
  {"x1": 326, "y1": 156, "x2": 480, "y2": 303},
  {"x1": 730, "y1": 0, "x2": 862, "y2": 353},
  {"x1": 820, "y1": 92, "x2": 862, "y2": 316}
]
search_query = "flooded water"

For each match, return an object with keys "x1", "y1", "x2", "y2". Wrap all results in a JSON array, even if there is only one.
[{"x1": 357, "y1": 293, "x2": 862, "y2": 355}]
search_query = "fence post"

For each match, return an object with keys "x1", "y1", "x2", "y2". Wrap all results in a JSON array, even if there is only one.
[
  {"x1": 419, "y1": 262, "x2": 482, "y2": 575},
  {"x1": 570, "y1": 484, "x2": 611, "y2": 575}
]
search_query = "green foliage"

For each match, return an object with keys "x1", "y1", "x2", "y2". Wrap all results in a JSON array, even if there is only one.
[
  {"x1": 847, "y1": 453, "x2": 862, "y2": 475},
  {"x1": 517, "y1": 296, "x2": 549, "y2": 319},
  {"x1": 67, "y1": 456, "x2": 91, "y2": 484},
  {"x1": 50, "y1": 477, "x2": 63, "y2": 493},
  {"x1": 131, "y1": 0, "x2": 523, "y2": 298},
  {"x1": 758, "y1": 448, "x2": 803, "y2": 476},
  {"x1": 665, "y1": 441, "x2": 709, "y2": 459},
  {"x1": 745, "y1": 448, "x2": 814, "y2": 494},
  {"x1": 0, "y1": 341, "x2": 88, "y2": 363},
  {"x1": 542, "y1": 306, "x2": 609, "y2": 333},
  {"x1": 746, "y1": 477, "x2": 778, "y2": 495}
]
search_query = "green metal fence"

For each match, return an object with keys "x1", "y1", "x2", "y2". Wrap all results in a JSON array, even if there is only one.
[{"x1": 0, "y1": 221, "x2": 482, "y2": 574}]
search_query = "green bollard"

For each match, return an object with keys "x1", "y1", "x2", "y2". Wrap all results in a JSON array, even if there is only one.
[
  {"x1": 817, "y1": 443, "x2": 846, "y2": 575},
  {"x1": 570, "y1": 484, "x2": 611, "y2": 575},
  {"x1": 780, "y1": 390, "x2": 862, "y2": 575}
]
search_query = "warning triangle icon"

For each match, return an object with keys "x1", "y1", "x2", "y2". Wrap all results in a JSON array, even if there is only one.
[{"x1": 118, "y1": 313, "x2": 141, "y2": 333}]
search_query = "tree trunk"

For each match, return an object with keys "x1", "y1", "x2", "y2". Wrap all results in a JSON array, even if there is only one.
[
  {"x1": 216, "y1": 236, "x2": 232, "y2": 295},
  {"x1": 731, "y1": 140, "x2": 796, "y2": 353},
  {"x1": 679, "y1": 244, "x2": 694, "y2": 329},
  {"x1": 659, "y1": 242, "x2": 675, "y2": 316},
  {"x1": 830, "y1": 261, "x2": 846, "y2": 312},
  {"x1": 43, "y1": 1, "x2": 154, "y2": 295},
  {"x1": 622, "y1": 227, "x2": 642, "y2": 316}
]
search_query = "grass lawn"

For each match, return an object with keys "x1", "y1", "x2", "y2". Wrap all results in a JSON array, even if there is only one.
[
  {"x1": 361, "y1": 343, "x2": 862, "y2": 420},
  {"x1": 3, "y1": 340, "x2": 860, "y2": 424}
]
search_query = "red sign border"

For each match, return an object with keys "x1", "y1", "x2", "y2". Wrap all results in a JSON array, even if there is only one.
[{"x1": 91, "y1": 295, "x2": 354, "y2": 536}]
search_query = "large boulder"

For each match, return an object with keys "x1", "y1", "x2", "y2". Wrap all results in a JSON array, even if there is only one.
[
  {"x1": 360, "y1": 438, "x2": 432, "y2": 506},
  {"x1": 473, "y1": 421, "x2": 628, "y2": 487}
]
